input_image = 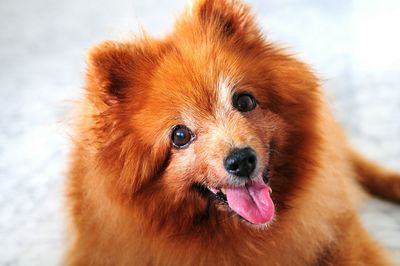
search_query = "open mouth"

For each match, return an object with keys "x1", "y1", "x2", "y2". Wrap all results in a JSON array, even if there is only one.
[{"x1": 193, "y1": 173, "x2": 275, "y2": 225}]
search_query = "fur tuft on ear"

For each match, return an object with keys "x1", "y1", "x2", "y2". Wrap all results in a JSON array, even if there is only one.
[
  {"x1": 190, "y1": 0, "x2": 261, "y2": 40},
  {"x1": 86, "y1": 41, "x2": 137, "y2": 104},
  {"x1": 85, "y1": 40, "x2": 163, "y2": 105}
]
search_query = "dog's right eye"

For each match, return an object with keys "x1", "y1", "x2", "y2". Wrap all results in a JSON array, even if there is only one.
[
  {"x1": 233, "y1": 93, "x2": 257, "y2": 112},
  {"x1": 171, "y1": 125, "x2": 195, "y2": 148}
]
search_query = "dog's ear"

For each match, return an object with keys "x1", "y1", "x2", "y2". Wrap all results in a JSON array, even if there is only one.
[
  {"x1": 190, "y1": 0, "x2": 261, "y2": 40},
  {"x1": 85, "y1": 40, "x2": 171, "y2": 196},
  {"x1": 85, "y1": 40, "x2": 159, "y2": 105}
]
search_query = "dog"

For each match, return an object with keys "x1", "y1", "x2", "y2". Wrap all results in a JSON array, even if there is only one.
[{"x1": 64, "y1": 0, "x2": 400, "y2": 265}]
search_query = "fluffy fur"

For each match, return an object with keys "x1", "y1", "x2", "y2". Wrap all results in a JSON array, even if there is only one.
[{"x1": 65, "y1": 0, "x2": 400, "y2": 265}]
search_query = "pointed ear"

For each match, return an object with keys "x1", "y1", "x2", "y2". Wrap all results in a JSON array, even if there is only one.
[
  {"x1": 191, "y1": 0, "x2": 261, "y2": 40},
  {"x1": 85, "y1": 40, "x2": 159, "y2": 105},
  {"x1": 85, "y1": 40, "x2": 171, "y2": 197}
]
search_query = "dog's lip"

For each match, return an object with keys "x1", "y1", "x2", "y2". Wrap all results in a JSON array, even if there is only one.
[
  {"x1": 206, "y1": 169, "x2": 270, "y2": 196},
  {"x1": 206, "y1": 175, "x2": 270, "y2": 202}
]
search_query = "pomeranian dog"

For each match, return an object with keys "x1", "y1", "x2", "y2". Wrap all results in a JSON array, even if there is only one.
[{"x1": 65, "y1": 0, "x2": 400, "y2": 265}]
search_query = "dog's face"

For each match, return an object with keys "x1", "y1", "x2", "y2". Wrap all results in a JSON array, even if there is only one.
[
  {"x1": 147, "y1": 67, "x2": 279, "y2": 225},
  {"x1": 86, "y1": 0, "x2": 323, "y2": 234}
]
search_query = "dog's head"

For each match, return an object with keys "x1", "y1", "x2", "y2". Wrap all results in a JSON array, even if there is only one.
[{"x1": 85, "y1": 0, "x2": 323, "y2": 235}]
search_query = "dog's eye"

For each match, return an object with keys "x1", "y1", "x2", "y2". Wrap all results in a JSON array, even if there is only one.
[
  {"x1": 171, "y1": 125, "x2": 195, "y2": 148},
  {"x1": 233, "y1": 93, "x2": 257, "y2": 112}
]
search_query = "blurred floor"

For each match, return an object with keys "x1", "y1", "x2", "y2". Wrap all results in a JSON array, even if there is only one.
[{"x1": 0, "y1": 0, "x2": 399, "y2": 265}]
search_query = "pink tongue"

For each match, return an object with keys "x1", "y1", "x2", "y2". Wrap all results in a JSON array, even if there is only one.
[{"x1": 226, "y1": 178, "x2": 275, "y2": 224}]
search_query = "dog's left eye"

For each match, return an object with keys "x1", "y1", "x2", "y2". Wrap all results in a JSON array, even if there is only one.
[
  {"x1": 171, "y1": 125, "x2": 195, "y2": 148},
  {"x1": 233, "y1": 93, "x2": 257, "y2": 112}
]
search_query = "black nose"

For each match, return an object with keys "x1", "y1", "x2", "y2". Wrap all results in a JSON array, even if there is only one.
[{"x1": 224, "y1": 147, "x2": 257, "y2": 178}]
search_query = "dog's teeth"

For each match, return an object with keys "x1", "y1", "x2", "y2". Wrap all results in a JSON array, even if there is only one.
[
  {"x1": 221, "y1": 188, "x2": 226, "y2": 195},
  {"x1": 208, "y1": 187, "x2": 218, "y2": 194}
]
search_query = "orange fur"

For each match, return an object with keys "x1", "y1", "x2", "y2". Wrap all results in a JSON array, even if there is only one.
[{"x1": 64, "y1": 0, "x2": 400, "y2": 265}]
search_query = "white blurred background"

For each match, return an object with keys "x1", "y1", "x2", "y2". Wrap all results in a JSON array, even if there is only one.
[{"x1": 0, "y1": 0, "x2": 399, "y2": 265}]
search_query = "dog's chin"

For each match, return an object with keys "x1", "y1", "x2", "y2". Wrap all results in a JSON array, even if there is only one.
[{"x1": 192, "y1": 171, "x2": 275, "y2": 227}]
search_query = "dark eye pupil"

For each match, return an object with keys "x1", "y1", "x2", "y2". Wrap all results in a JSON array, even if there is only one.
[
  {"x1": 234, "y1": 94, "x2": 256, "y2": 112},
  {"x1": 172, "y1": 126, "x2": 193, "y2": 148},
  {"x1": 175, "y1": 130, "x2": 186, "y2": 140},
  {"x1": 238, "y1": 96, "x2": 251, "y2": 109}
]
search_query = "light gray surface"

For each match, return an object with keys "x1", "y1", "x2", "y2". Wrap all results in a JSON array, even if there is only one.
[{"x1": 0, "y1": 0, "x2": 399, "y2": 265}]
